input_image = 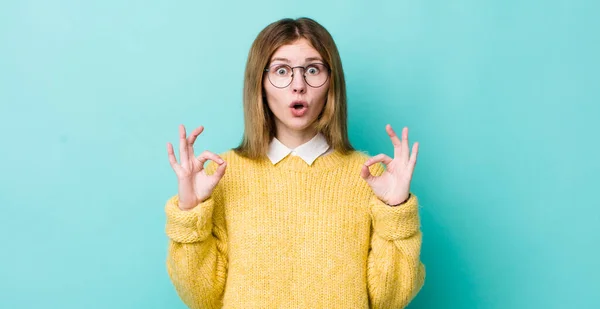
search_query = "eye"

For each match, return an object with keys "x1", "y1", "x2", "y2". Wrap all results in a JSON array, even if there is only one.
[
  {"x1": 306, "y1": 65, "x2": 320, "y2": 75},
  {"x1": 272, "y1": 65, "x2": 290, "y2": 76}
]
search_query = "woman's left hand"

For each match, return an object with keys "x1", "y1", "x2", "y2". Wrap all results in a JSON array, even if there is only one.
[{"x1": 360, "y1": 124, "x2": 419, "y2": 206}]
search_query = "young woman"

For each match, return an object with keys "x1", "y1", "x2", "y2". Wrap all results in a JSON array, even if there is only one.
[{"x1": 164, "y1": 17, "x2": 425, "y2": 309}]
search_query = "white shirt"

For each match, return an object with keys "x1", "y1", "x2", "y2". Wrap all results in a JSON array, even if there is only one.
[{"x1": 267, "y1": 132, "x2": 334, "y2": 166}]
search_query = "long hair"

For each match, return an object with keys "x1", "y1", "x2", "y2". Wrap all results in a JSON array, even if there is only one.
[{"x1": 233, "y1": 17, "x2": 354, "y2": 160}]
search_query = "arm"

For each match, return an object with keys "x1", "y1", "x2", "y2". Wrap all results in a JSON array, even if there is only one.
[
  {"x1": 366, "y1": 163, "x2": 425, "y2": 309},
  {"x1": 164, "y1": 164, "x2": 228, "y2": 309},
  {"x1": 359, "y1": 125, "x2": 425, "y2": 308}
]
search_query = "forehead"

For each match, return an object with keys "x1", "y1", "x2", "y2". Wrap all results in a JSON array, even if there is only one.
[{"x1": 270, "y1": 38, "x2": 322, "y2": 62}]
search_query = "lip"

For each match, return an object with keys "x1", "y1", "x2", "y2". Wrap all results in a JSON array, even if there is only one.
[{"x1": 289, "y1": 100, "x2": 308, "y2": 108}]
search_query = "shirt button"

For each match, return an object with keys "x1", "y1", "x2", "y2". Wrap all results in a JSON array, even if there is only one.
[{"x1": 291, "y1": 150, "x2": 297, "y2": 156}]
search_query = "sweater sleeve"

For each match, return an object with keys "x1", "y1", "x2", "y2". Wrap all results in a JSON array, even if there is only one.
[
  {"x1": 164, "y1": 162, "x2": 228, "y2": 309},
  {"x1": 366, "y1": 163, "x2": 426, "y2": 309}
]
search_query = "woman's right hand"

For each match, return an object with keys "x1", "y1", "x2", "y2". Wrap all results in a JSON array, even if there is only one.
[{"x1": 167, "y1": 124, "x2": 227, "y2": 211}]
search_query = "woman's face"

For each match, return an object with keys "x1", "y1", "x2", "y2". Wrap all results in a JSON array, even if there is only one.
[{"x1": 263, "y1": 38, "x2": 330, "y2": 136}]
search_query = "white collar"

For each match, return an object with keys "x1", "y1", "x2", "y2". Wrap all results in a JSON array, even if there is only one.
[{"x1": 267, "y1": 132, "x2": 332, "y2": 166}]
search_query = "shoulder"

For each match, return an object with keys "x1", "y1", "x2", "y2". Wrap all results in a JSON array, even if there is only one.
[
  {"x1": 344, "y1": 149, "x2": 378, "y2": 164},
  {"x1": 348, "y1": 149, "x2": 371, "y2": 161},
  {"x1": 219, "y1": 149, "x2": 237, "y2": 162}
]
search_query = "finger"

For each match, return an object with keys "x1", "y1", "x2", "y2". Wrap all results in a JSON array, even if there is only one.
[
  {"x1": 386, "y1": 124, "x2": 403, "y2": 158},
  {"x1": 402, "y1": 126, "x2": 410, "y2": 162},
  {"x1": 187, "y1": 126, "x2": 204, "y2": 158},
  {"x1": 179, "y1": 124, "x2": 189, "y2": 164},
  {"x1": 212, "y1": 160, "x2": 227, "y2": 180},
  {"x1": 361, "y1": 154, "x2": 392, "y2": 184},
  {"x1": 364, "y1": 153, "x2": 393, "y2": 167},
  {"x1": 408, "y1": 141, "x2": 419, "y2": 172},
  {"x1": 188, "y1": 142, "x2": 194, "y2": 161},
  {"x1": 360, "y1": 164, "x2": 374, "y2": 181},
  {"x1": 166, "y1": 142, "x2": 178, "y2": 167},
  {"x1": 187, "y1": 125, "x2": 204, "y2": 146},
  {"x1": 167, "y1": 142, "x2": 182, "y2": 174},
  {"x1": 196, "y1": 150, "x2": 225, "y2": 168}
]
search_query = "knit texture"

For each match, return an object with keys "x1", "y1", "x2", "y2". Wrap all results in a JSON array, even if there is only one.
[{"x1": 165, "y1": 149, "x2": 425, "y2": 309}]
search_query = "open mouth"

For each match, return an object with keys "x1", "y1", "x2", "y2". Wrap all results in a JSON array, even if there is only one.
[
  {"x1": 289, "y1": 101, "x2": 308, "y2": 116},
  {"x1": 290, "y1": 101, "x2": 308, "y2": 109}
]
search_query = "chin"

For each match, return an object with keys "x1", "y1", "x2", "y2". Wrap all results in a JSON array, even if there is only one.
[{"x1": 283, "y1": 118, "x2": 317, "y2": 132}]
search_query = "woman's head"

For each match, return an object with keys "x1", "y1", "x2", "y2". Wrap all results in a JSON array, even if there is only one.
[
  {"x1": 234, "y1": 17, "x2": 354, "y2": 159},
  {"x1": 263, "y1": 39, "x2": 330, "y2": 141}
]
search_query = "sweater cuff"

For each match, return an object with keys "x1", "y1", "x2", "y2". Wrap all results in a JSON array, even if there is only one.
[
  {"x1": 165, "y1": 195, "x2": 214, "y2": 243},
  {"x1": 370, "y1": 193, "x2": 420, "y2": 241}
]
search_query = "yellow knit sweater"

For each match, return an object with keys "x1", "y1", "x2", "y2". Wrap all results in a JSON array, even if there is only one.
[{"x1": 164, "y1": 149, "x2": 425, "y2": 309}]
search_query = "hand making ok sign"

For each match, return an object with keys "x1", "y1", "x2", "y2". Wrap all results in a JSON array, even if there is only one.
[{"x1": 360, "y1": 124, "x2": 419, "y2": 206}]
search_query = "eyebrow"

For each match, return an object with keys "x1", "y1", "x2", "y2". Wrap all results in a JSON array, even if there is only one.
[{"x1": 270, "y1": 57, "x2": 324, "y2": 63}]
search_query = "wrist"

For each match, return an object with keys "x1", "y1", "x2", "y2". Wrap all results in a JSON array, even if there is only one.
[{"x1": 387, "y1": 193, "x2": 411, "y2": 207}]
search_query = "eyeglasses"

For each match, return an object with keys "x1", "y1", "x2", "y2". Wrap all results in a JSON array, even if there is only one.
[{"x1": 264, "y1": 63, "x2": 330, "y2": 88}]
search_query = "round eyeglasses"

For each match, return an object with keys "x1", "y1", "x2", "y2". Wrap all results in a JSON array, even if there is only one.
[{"x1": 264, "y1": 63, "x2": 330, "y2": 88}]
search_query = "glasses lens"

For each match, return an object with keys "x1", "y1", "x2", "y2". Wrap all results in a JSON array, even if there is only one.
[
  {"x1": 304, "y1": 63, "x2": 329, "y2": 87},
  {"x1": 268, "y1": 64, "x2": 293, "y2": 88}
]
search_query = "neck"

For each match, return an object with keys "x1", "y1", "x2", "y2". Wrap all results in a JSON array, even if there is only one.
[{"x1": 275, "y1": 126, "x2": 318, "y2": 149}]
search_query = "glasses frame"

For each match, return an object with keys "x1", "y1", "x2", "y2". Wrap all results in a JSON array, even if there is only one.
[{"x1": 264, "y1": 63, "x2": 331, "y2": 89}]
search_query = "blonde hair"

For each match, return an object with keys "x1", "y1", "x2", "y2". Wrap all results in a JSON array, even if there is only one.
[{"x1": 233, "y1": 17, "x2": 355, "y2": 160}]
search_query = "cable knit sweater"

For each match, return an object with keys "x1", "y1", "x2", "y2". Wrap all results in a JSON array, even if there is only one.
[{"x1": 164, "y1": 149, "x2": 425, "y2": 308}]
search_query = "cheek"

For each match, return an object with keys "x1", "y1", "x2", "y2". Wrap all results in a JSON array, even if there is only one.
[
  {"x1": 314, "y1": 86, "x2": 330, "y2": 106},
  {"x1": 263, "y1": 84, "x2": 285, "y2": 114},
  {"x1": 264, "y1": 80, "x2": 282, "y2": 102},
  {"x1": 321, "y1": 86, "x2": 330, "y2": 99}
]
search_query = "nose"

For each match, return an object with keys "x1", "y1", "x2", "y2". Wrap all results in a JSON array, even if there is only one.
[{"x1": 291, "y1": 68, "x2": 307, "y2": 94}]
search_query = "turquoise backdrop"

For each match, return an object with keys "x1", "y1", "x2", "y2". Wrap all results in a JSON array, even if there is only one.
[{"x1": 1, "y1": 1, "x2": 598, "y2": 308}]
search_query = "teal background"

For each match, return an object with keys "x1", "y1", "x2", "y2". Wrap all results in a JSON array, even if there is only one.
[{"x1": 1, "y1": 0, "x2": 598, "y2": 308}]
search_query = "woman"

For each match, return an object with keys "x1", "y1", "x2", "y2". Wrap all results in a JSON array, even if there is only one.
[{"x1": 165, "y1": 17, "x2": 425, "y2": 309}]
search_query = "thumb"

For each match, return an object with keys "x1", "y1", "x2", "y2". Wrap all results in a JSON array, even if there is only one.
[
  {"x1": 360, "y1": 164, "x2": 375, "y2": 184},
  {"x1": 212, "y1": 161, "x2": 227, "y2": 181}
]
